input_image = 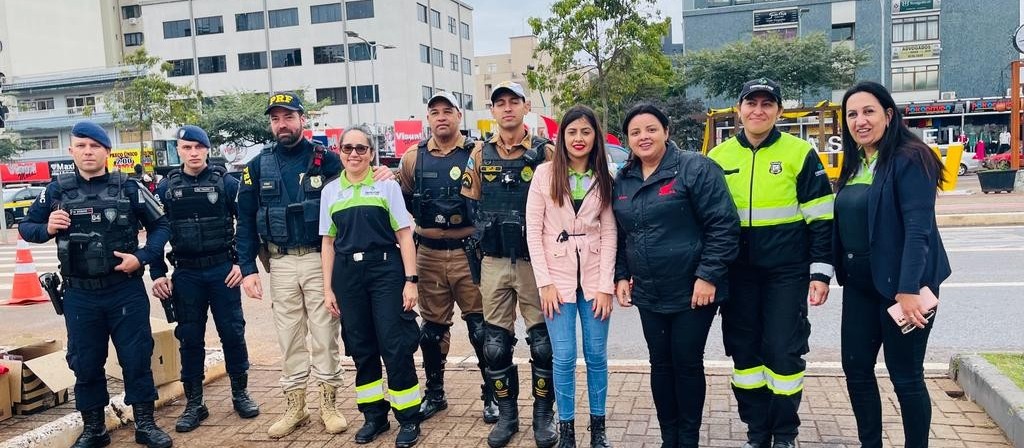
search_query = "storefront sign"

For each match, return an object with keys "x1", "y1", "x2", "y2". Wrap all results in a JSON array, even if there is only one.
[
  {"x1": 892, "y1": 0, "x2": 939, "y2": 13},
  {"x1": 393, "y1": 120, "x2": 424, "y2": 157},
  {"x1": 0, "y1": 161, "x2": 51, "y2": 183},
  {"x1": 753, "y1": 9, "x2": 799, "y2": 27},
  {"x1": 968, "y1": 98, "x2": 1012, "y2": 112},
  {"x1": 904, "y1": 102, "x2": 962, "y2": 116},
  {"x1": 107, "y1": 148, "x2": 156, "y2": 174},
  {"x1": 48, "y1": 160, "x2": 75, "y2": 178},
  {"x1": 892, "y1": 43, "x2": 941, "y2": 60}
]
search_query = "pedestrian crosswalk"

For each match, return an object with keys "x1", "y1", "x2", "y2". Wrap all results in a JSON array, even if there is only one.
[{"x1": 0, "y1": 240, "x2": 58, "y2": 282}]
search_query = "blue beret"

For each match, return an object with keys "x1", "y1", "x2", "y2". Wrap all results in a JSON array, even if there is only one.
[
  {"x1": 177, "y1": 125, "x2": 211, "y2": 149},
  {"x1": 70, "y1": 121, "x2": 111, "y2": 149}
]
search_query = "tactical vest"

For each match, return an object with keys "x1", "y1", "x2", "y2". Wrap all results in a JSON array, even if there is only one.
[
  {"x1": 256, "y1": 144, "x2": 326, "y2": 247},
  {"x1": 478, "y1": 135, "x2": 549, "y2": 259},
  {"x1": 412, "y1": 139, "x2": 474, "y2": 230},
  {"x1": 163, "y1": 166, "x2": 234, "y2": 258},
  {"x1": 54, "y1": 172, "x2": 139, "y2": 278}
]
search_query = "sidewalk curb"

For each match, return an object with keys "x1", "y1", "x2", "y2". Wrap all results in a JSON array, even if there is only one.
[
  {"x1": 950, "y1": 353, "x2": 1024, "y2": 448},
  {"x1": 937, "y1": 212, "x2": 1024, "y2": 227},
  {"x1": 1, "y1": 351, "x2": 226, "y2": 448}
]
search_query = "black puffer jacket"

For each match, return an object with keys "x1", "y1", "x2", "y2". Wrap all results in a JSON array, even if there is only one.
[{"x1": 612, "y1": 148, "x2": 740, "y2": 313}]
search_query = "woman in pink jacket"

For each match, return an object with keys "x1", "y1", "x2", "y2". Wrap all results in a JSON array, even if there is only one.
[{"x1": 526, "y1": 105, "x2": 617, "y2": 448}]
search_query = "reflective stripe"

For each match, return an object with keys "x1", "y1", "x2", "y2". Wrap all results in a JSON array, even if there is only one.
[
  {"x1": 355, "y1": 379, "x2": 385, "y2": 404},
  {"x1": 14, "y1": 263, "x2": 37, "y2": 274},
  {"x1": 736, "y1": 204, "x2": 802, "y2": 227},
  {"x1": 800, "y1": 196, "x2": 835, "y2": 222},
  {"x1": 810, "y1": 262, "x2": 834, "y2": 278},
  {"x1": 389, "y1": 385, "x2": 422, "y2": 410},
  {"x1": 731, "y1": 366, "x2": 767, "y2": 389},
  {"x1": 765, "y1": 368, "x2": 804, "y2": 396}
]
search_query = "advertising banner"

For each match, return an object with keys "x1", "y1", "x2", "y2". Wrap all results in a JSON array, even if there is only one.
[
  {"x1": 0, "y1": 161, "x2": 51, "y2": 184},
  {"x1": 393, "y1": 120, "x2": 424, "y2": 157}
]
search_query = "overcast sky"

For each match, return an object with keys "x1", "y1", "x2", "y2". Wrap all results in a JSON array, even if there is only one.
[{"x1": 464, "y1": 0, "x2": 683, "y2": 56}]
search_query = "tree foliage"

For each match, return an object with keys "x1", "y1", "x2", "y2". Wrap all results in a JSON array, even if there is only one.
[
  {"x1": 194, "y1": 90, "x2": 329, "y2": 148},
  {"x1": 528, "y1": 0, "x2": 673, "y2": 132},
  {"x1": 680, "y1": 33, "x2": 870, "y2": 103},
  {"x1": 0, "y1": 135, "x2": 37, "y2": 162},
  {"x1": 104, "y1": 48, "x2": 202, "y2": 150}
]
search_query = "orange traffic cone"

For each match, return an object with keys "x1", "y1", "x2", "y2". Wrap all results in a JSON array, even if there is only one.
[{"x1": 6, "y1": 235, "x2": 48, "y2": 305}]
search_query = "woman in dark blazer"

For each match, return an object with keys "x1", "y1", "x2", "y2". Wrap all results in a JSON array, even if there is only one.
[{"x1": 834, "y1": 81, "x2": 951, "y2": 448}]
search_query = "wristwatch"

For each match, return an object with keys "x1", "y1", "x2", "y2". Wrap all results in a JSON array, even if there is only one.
[{"x1": 405, "y1": 275, "x2": 419, "y2": 284}]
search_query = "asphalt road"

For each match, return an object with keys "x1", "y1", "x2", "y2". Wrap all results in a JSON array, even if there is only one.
[{"x1": 0, "y1": 225, "x2": 1021, "y2": 366}]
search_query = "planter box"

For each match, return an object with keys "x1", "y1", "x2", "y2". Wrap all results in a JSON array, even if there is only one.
[{"x1": 978, "y1": 169, "x2": 1018, "y2": 193}]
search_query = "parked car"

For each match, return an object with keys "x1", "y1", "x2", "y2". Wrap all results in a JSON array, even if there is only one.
[
  {"x1": 606, "y1": 143, "x2": 629, "y2": 177},
  {"x1": 2, "y1": 185, "x2": 45, "y2": 228},
  {"x1": 958, "y1": 156, "x2": 981, "y2": 176}
]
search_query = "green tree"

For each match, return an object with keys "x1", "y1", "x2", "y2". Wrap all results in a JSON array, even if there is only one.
[
  {"x1": 104, "y1": 48, "x2": 202, "y2": 151},
  {"x1": 680, "y1": 33, "x2": 870, "y2": 104},
  {"x1": 195, "y1": 90, "x2": 329, "y2": 148},
  {"x1": 0, "y1": 135, "x2": 37, "y2": 162},
  {"x1": 528, "y1": 0, "x2": 673, "y2": 132}
]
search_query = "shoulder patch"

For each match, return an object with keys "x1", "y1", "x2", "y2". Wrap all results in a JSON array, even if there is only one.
[
  {"x1": 461, "y1": 172, "x2": 473, "y2": 189},
  {"x1": 242, "y1": 166, "x2": 253, "y2": 185},
  {"x1": 465, "y1": 156, "x2": 476, "y2": 171}
]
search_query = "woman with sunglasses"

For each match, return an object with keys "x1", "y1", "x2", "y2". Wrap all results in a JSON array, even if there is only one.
[{"x1": 319, "y1": 125, "x2": 423, "y2": 447}]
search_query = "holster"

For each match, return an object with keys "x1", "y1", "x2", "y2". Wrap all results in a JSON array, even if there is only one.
[
  {"x1": 39, "y1": 273, "x2": 64, "y2": 316},
  {"x1": 462, "y1": 237, "x2": 483, "y2": 285}
]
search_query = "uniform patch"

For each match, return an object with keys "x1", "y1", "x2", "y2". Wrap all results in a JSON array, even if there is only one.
[
  {"x1": 480, "y1": 165, "x2": 501, "y2": 173},
  {"x1": 310, "y1": 175, "x2": 323, "y2": 189},
  {"x1": 521, "y1": 166, "x2": 534, "y2": 182},
  {"x1": 261, "y1": 181, "x2": 275, "y2": 190},
  {"x1": 207, "y1": 192, "x2": 219, "y2": 204},
  {"x1": 37, "y1": 190, "x2": 46, "y2": 204},
  {"x1": 242, "y1": 167, "x2": 252, "y2": 185},
  {"x1": 483, "y1": 174, "x2": 497, "y2": 182},
  {"x1": 450, "y1": 214, "x2": 463, "y2": 225},
  {"x1": 466, "y1": 157, "x2": 476, "y2": 171},
  {"x1": 769, "y1": 161, "x2": 783, "y2": 175},
  {"x1": 103, "y1": 208, "x2": 117, "y2": 222},
  {"x1": 449, "y1": 166, "x2": 461, "y2": 180},
  {"x1": 462, "y1": 172, "x2": 473, "y2": 188},
  {"x1": 91, "y1": 214, "x2": 102, "y2": 223}
]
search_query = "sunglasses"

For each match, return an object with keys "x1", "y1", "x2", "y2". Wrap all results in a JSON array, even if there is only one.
[{"x1": 340, "y1": 144, "x2": 371, "y2": 155}]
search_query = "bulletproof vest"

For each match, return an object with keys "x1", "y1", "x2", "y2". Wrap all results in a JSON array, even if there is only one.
[
  {"x1": 54, "y1": 172, "x2": 140, "y2": 278},
  {"x1": 478, "y1": 135, "x2": 549, "y2": 259},
  {"x1": 256, "y1": 143, "x2": 326, "y2": 247},
  {"x1": 413, "y1": 139, "x2": 474, "y2": 230},
  {"x1": 163, "y1": 166, "x2": 234, "y2": 257}
]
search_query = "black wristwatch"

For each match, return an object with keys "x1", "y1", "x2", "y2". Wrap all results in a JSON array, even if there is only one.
[{"x1": 405, "y1": 275, "x2": 419, "y2": 284}]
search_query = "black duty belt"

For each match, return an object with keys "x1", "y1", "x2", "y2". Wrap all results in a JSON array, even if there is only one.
[
  {"x1": 64, "y1": 272, "x2": 138, "y2": 291},
  {"x1": 174, "y1": 251, "x2": 233, "y2": 269},
  {"x1": 340, "y1": 247, "x2": 398, "y2": 262},
  {"x1": 267, "y1": 243, "x2": 321, "y2": 256},
  {"x1": 418, "y1": 237, "x2": 464, "y2": 251}
]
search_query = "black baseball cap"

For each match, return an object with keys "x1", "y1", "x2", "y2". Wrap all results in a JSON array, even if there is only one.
[
  {"x1": 265, "y1": 92, "x2": 305, "y2": 114},
  {"x1": 738, "y1": 78, "x2": 783, "y2": 104}
]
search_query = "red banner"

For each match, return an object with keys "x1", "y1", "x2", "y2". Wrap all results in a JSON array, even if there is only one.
[
  {"x1": 1, "y1": 161, "x2": 51, "y2": 184},
  {"x1": 393, "y1": 120, "x2": 424, "y2": 157},
  {"x1": 303, "y1": 128, "x2": 346, "y2": 153},
  {"x1": 541, "y1": 115, "x2": 559, "y2": 141}
]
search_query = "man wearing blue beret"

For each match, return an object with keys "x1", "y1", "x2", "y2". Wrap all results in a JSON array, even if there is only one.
[
  {"x1": 150, "y1": 125, "x2": 260, "y2": 433},
  {"x1": 19, "y1": 121, "x2": 173, "y2": 448}
]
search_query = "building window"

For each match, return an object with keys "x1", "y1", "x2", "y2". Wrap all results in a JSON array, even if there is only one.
[
  {"x1": 348, "y1": 42, "x2": 376, "y2": 61},
  {"x1": 461, "y1": 57, "x2": 472, "y2": 75},
  {"x1": 486, "y1": 63, "x2": 497, "y2": 74},
  {"x1": 194, "y1": 16, "x2": 224, "y2": 35},
  {"x1": 417, "y1": 3, "x2": 428, "y2": 23},
  {"x1": 346, "y1": 0, "x2": 374, "y2": 20},
  {"x1": 198, "y1": 55, "x2": 227, "y2": 74},
  {"x1": 163, "y1": 19, "x2": 191, "y2": 39},
  {"x1": 448, "y1": 16, "x2": 457, "y2": 34},
  {"x1": 238, "y1": 52, "x2": 267, "y2": 70},
  {"x1": 65, "y1": 95, "x2": 97, "y2": 114},
  {"x1": 316, "y1": 87, "x2": 348, "y2": 105},
  {"x1": 28, "y1": 136, "x2": 59, "y2": 150},
  {"x1": 17, "y1": 98, "x2": 54, "y2": 112},
  {"x1": 167, "y1": 59, "x2": 194, "y2": 77},
  {"x1": 314, "y1": 45, "x2": 345, "y2": 64},
  {"x1": 891, "y1": 65, "x2": 939, "y2": 92},
  {"x1": 706, "y1": 0, "x2": 732, "y2": 6},
  {"x1": 453, "y1": 92, "x2": 463, "y2": 108},
  {"x1": 420, "y1": 44, "x2": 431, "y2": 64},
  {"x1": 892, "y1": 15, "x2": 938, "y2": 43},
  {"x1": 119, "y1": 129, "x2": 154, "y2": 144},
  {"x1": 268, "y1": 8, "x2": 299, "y2": 28},
  {"x1": 464, "y1": 94, "x2": 474, "y2": 110},
  {"x1": 422, "y1": 86, "x2": 433, "y2": 104},
  {"x1": 122, "y1": 5, "x2": 141, "y2": 19},
  {"x1": 429, "y1": 9, "x2": 441, "y2": 28},
  {"x1": 460, "y1": 22, "x2": 470, "y2": 40},
  {"x1": 831, "y1": 23, "x2": 854, "y2": 42},
  {"x1": 271, "y1": 48, "x2": 302, "y2": 67},
  {"x1": 753, "y1": 27, "x2": 797, "y2": 40},
  {"x1": 311, "y1": 3, "x2": 342, "y2": 24},
  {"x1": 124, "y1": 32, "x2": 144, "y2": 47},
  {"x1": 351, "y1": 84, "x2": 379, "y2": 104},
  {"x1": 236, "y1": 12, "x2": 264, "y2": 31},
  {"x1": 450, "y1": 53, "x2": 459, "y2": 71},
  {"x1": 432, "y1": 48, "x2": 443, "y2": 67}
]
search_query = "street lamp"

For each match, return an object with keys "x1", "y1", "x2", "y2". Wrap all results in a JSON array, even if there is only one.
[{"x1": 345, "y1": 31, "x2": 395, "y2": 128}]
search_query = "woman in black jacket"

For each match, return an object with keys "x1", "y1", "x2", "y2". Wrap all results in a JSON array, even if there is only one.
[
  {"x1": 835, "y1": 81, "x2": 951, "y2": 448},
  {"x1": 612, "y1": 104, "x2": 740, "y2": 447}
]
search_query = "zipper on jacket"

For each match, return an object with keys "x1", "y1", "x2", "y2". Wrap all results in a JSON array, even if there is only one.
[{"x1": 747, "y1": 148, "x2": 757, "y2": 226}]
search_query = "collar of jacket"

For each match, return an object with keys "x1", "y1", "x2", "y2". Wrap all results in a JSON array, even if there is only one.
[
  {"x1": 736, "y1": 127, "x2": 782, "y2": 150},
  {"x1": 622, "y1": 146, "x2": 680, "y2": 184}
]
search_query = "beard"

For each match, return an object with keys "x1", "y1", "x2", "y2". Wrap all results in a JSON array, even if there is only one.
[{"x1": 276, "y1": 128, "x2": 302, "y2": 146}]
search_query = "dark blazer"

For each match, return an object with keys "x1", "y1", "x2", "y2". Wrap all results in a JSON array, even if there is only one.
[{"x1": 834, "y1": 149, "x2": 951, "y2": 300}]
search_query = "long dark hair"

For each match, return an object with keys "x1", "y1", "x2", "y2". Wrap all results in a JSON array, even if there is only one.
[
  {"x1": 551, "y1": 105, "x2": 613, "y2": 209},
  {"x1": 620, "y1": 103, "x2": 671, "y2": 171},
  {"x1": 838, "y1": 81, "x2": 944, "y2": 189}
]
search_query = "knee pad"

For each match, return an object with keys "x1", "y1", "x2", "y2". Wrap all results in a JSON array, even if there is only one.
[
  {"x1": 419, "y1": 321, "x2": 449, "y2": 345},
  {"x1": 526, "y1": 324, "x2": 552, "y2": 370},
  {"x1": 465, "y1": 313, "x2": 485, "y2": 349},
  {"x1": 482, "y1": 323, "x2": 515, "y2": 368}
]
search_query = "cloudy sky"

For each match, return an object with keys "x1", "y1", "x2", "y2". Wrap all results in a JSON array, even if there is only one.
[{"x1": 463, "y1": 0, "x2": 683, "y2": 56}]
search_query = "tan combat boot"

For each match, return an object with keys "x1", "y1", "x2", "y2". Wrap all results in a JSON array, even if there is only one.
[
  {"x1": 268, "y1": 388, "x2": 310, "y2": 438},
  {"x1": 318, "y1": 383, "x2": 349, "y2": 434}
]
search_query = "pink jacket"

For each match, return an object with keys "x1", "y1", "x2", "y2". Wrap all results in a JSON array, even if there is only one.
[{"x1": 525, "y1": 162, "x2": 617, "y2": 302}]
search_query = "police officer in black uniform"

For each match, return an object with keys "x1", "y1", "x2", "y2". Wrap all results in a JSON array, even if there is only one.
[
  {"x1": 19, "y1": 121, "x2": 173, "y2": 448},
  {"x1": 150, "y1": 126, "x2": 259, "y2": 433}
]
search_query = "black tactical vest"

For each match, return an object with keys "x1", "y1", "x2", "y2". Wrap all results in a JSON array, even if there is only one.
[
  {"x1": 256, "y1": 144, "x2": 326, "y2": 247},
  {"x1": 412, "y1": 139, "x2": 474, "y2": 230},
  {"x1": 54, "y1": 173, "x2": 139, "y2": 278},
  {"x1": 477, "y1": 135, "x2": 549, "y2": 259},
  {"x1": 164, "y1": 166, "x2": 234, "y2": 258}
]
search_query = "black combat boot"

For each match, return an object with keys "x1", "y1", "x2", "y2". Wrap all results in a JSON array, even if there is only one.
[
  {"x1": 175, "y1": 381, "x2": 209, "y2": 432},
  {"x1": 556, "y1": 420, "x2": 575, "y2": 448},
  {"x1": 487, "y1": 365, "x2": 520, "y2": 448},
  {"x1": 133, "y1": 402, "x2": 173, "y2": 448},
  {"x1": 229, "y1": 373, "x2": 260, "y2": 418},
  {"x1": 395, "y1": 421, "x2": 421, "y2": 447},
  {"x1": 419, "y1": 322, "x2": 449, "y2": 420},
  {"x1": 481, "y1": 383, "x2": 500, "y2": 424},
  {"x1": 590, "y1": 415, "x2": 611, "y2": 447},
  {"x1": 467, "y1": 314, "x2": 498, "y2": 423},
  {"x1": 531, "y1": 366, "x2": 558, "y2": 448},
  {"x1": 355, "y1": 402, "x2": 391, "y2": 444},
  {"x1": 72, "y1": 408, "x2": 110, "y2": 448}
]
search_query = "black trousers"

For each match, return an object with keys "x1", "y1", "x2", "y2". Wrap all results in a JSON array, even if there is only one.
[
  {"x1": 638, "y1": 306, "x2": 716, "y2": 448},
  {"x1": 841, "y1": 255, "x2": 934, "y2": 448}
]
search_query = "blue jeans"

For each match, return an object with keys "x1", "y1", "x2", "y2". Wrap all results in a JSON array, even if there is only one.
[{"x1": 544, "y1": 290, "x2": 610, "y2": 421}]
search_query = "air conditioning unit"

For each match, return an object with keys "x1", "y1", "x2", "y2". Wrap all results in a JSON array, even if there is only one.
[
  {"x1": 128, "y1": 17, "x2": 138, "y2": 25},
  {"x1": 939, "y1": 91, "x2": 956, "y2": 101}
]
